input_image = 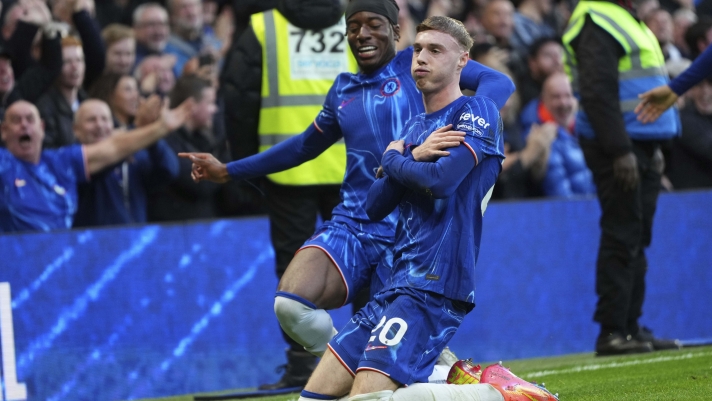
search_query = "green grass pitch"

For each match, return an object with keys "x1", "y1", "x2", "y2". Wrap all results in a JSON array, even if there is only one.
[{"x1": 131, "y1": 346, "x2": 712, "y2": 401}]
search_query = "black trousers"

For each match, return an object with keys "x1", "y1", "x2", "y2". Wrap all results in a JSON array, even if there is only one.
[
  {"x1": 580, "y1": 139, "x2": 661, "y2": 337},
  {"x1": 264, "y1": 180, "x2": 368, "y2": 352}
]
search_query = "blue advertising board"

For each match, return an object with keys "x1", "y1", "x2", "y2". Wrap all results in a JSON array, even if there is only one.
[{"x1": 1, "y1": 191, "x2": 711, "y2": 401}]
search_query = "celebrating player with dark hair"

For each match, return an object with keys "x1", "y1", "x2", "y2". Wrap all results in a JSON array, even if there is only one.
[{"x1": 179, "y1": 0, "x2": 514, "y2": 369}]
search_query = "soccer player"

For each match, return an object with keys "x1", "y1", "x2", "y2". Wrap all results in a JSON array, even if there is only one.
[
  {"x1": 297, "y1": 16, "x2": 557, "y2": 401},
  {"x1": 179, "y1": 0, "x2": 514, "y2": 361}
]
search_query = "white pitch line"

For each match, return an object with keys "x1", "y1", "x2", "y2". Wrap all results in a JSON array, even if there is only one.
[{"x1": 525, "y1": 350, "x2": 712, "y2": 378}]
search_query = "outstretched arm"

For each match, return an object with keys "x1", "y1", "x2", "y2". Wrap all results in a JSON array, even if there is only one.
[
  {"x1": 636, "y1": 46, "x2": 712, "y2": 123},
  {"x1": 84, "y1": 100, "x2": 192, "y2": 175},
  {"x1": 460, "y1": 60, "x2": 515, "y2": 110},
  {"x1": 179, "y1": 122, "x2": 340, "y2": 183}
]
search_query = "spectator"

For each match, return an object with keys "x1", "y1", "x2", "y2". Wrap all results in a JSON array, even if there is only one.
[
  {"x1": 1, "y1": 2, "x2": 27, "y2": 43},
  {"x1": 102, "y1": 23, "x2": 136, "y2": 76},
  {"x1": 88, "y1": 73, "x2": 140, "y2": 128},
  {"x1": 684, "y1": 17, "x2": 712, "y2": 59},
  {"x1": 147, "y1": 75, "x2": 223, "y2": 222},
  {"x1": 645, "y1": 8, "x2": 682, "y2": 61},
  {"x1": 2, "y1": 0, "x2": 56, "y2": 79},
  {"x1": 72, "y1": 98, "x2": 179, "y2": 227},
  {"x1": 672, "y1": 8, "x2": 697, "y2": 58},
  {"x1": 0, "y1": 99, "x2": 189, "y2": 233},
  {"x1": 37, "y1": 36, "x2": 88, "y2": 149},
  {"x1": 636, "y1": 0, "x2": 660, "y2": 20},
  {"x1": 668, "y1": 77, "x2": 712, "y2": 189},
  {"x1": 132, "y1": 2, "x2": 170, "y2": 66},
  {"x1": 164, "y1": 0, "x2": 222, "y2": 76},
  {"x1": 481, "y1": 0, "x2": 515, "y2": 49},
  {"x1": 134, "y1": 54, "x2": 176, "y2": 96},
  {"x1": 480, "y1": 0, "x2": 525, "y2": 77},
  {"x1": 518, "y1": 36, "x2": 564, "y2": 107},
  {"x1": 521, "y1": 73, "x2": 596, "y2": 198},
  {"x1": 467, "y1": 56, "x2": 554, "y2": 200},
  {"x1": 51, "y1": 0, "x2": 107, "y2": 89},
  {"x1": 0, "y1": 14, "x2": 63, "y2": 122},
  {"x1": 510, "y1": 0, "x2": 557, "y2": 59}
]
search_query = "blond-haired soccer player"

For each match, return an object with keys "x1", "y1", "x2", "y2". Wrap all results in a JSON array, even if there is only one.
[{"x1": 297, "y1": 16, "x2": 557, "y2": 401}]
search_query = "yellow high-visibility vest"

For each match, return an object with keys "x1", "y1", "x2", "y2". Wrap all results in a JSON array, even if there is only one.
[
  {"x1": 251, "y1": 10, "x2": 358, "y2": 185},
  {"x1": 562, "y1": 1, "x2": 678, "y2": 139}
]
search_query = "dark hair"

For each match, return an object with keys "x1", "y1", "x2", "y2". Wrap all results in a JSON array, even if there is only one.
[
  {"x1": 685, "y1": 16, "x2": 712, "y2": 59},
  {"x1": 527, "y1": 36, "x2": 562, "y2": 59},
  {"x1": 169, "y1": 75, "x2": 212, "y2": 108},
  {"x1": 416, "y1": 16, "x2": 474, "y2": 52},
  {"x1": 88, "y1": 73, "x2": 130, "y2": 105}
]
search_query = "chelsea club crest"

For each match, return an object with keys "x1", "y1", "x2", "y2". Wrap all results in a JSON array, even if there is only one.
[{"x1": 380, "y1": 78, "x2": 400, "y2": 97}]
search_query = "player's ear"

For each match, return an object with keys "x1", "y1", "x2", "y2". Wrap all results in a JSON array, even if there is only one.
[
  {"x1": 458, "y1": 50, "x2": 468, "y2": 69},
  {"x1": 392, "y1": 24, "x2": 401, "y2": 42}
]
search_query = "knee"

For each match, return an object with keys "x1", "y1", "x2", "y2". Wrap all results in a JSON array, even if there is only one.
[{"x1": 274, "y1": 293, "x2": 316, "y2": 327}]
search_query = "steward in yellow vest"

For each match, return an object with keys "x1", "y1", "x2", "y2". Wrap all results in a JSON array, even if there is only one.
[
  {"x1": 251, "y1": 10, "x2": 358, "y2": 185},
  {"x1": 562, "y1": 0, "x2": 682, "y2": 357}
]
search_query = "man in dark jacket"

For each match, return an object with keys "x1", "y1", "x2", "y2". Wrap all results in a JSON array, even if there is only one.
[
  {"x1": 73, "y1": 98, "x2": 179, "y2": 227},
  {"x1": 0, "y1": 1, "x2": 63, "y2": 123},
  {"x1": 147, "y1": 74, "x2": 225, "y2": 221},
  {"x1": 563, "y1": 0, "x2": 682, "y2": 356}
]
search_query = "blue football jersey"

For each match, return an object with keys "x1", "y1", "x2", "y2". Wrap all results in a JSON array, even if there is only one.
[
  {"x1": 385, "y1": 96, "x2": 505, "y2": 304},
  {"x1": 0, "y1": 145, "x2": 88, "y2": 232},
  {"x1": 314, "y1": 48, "x2": 425, "y2": 238}
]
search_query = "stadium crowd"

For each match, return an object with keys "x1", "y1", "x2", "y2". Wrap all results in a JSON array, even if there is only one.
[{"x1": 0, "y1": 0, "x2": 710, "y2": 233}]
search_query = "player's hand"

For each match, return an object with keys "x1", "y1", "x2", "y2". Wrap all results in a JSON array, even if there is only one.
[
  {"x1": 635, "y1": 85, "x2": 678, "y2": 124},
  {"x1": 412, "y1": 124, "x2": 465, "y2": 162},
  {"x1": 178, "y1": 152, "x2": 231, "y2": 183},
  {"x1": 375, "y1": 166, "x2": 384, "y2": 178},
  {"x1": 613, "y1": 151, "x2": 639, "y2": 192},
  {"x1": 385, "y1": 140, "x2": 405, "y2": 154}
]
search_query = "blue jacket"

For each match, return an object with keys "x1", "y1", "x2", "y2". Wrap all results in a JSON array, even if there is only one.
[
  {"x1": 521, "y1": 99, "x2": 596, "y2": 198},
  {"x1": 73, "y1": 140, "x2": 179, "y2": 227}
]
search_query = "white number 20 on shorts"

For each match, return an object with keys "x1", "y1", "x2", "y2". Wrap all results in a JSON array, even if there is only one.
[{"x1": 369, "y1": 316, "x2": 409, "y2": 346}]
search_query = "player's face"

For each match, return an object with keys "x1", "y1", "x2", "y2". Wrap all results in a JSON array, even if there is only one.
[
  {"x1": 347, "y1": 12, "x2": 400, "y2": 74},
  {"x1": 411, "y1": 30, "x2": 467, "y2": 94},
  {"x1": 1, "y1": 101, "x2": 45, "y2": 164}
]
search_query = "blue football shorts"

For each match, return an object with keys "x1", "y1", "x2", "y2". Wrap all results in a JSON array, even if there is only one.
[
  {"x1": 328, "y1": 287, "x2": 468, "y2": 385},
  {"x1": 298, "y1": 220, "x2": 393, "y2": 306}
]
